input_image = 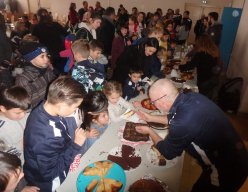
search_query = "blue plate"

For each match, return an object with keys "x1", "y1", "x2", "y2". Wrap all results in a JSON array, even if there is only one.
[{"x1": 76, "y1": 160, "x2": 126, "y2": 192}]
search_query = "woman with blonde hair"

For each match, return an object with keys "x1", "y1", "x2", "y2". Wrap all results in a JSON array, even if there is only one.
[{"x1": 179, "y1": 34, "x2": 221, "y2": 98}]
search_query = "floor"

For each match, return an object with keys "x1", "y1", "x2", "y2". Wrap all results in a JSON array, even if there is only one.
[{"x1": 179, "y1": 113, "x2": 248, "y2": 192}]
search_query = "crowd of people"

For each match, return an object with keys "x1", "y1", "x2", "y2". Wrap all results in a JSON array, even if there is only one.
[{"x1": 0, "y1": 1, "x2": 247, "y2": 192}]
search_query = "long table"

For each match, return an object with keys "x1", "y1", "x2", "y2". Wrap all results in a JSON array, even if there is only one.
[{"x1": 57, "y1": 95, "x2": 185, "y2": 192}]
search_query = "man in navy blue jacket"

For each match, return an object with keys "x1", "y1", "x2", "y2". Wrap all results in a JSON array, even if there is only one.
[
  {"x1": 24, "y1": 76, "x2": 87, "y2": 192},
  {"x1": 136, "y1": 78, "x2": 248, "y2": 192}
]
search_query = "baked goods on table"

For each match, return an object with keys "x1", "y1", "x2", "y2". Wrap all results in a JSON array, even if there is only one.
[
  {"x1": 108, "y1": 145, "x2": 141, "y2": 171},
  {"x1": 151, "y1": 145, "x2": 166, "y2": 166},
  {"x1": 82, "y1": 161, "x2": 123, "y2": 192},
  {"x1": 95, "y1": 178, "x2": 122, "y2": 192},
  {"x1": 141, "y1": 98, "x2": 157, "y2": 111},
  {"x1": 129, "y1": 178, "x2": 168, "y2": 192},
  {"x1": 123, "y1": 122, "x2": 149, "y2": 142}
]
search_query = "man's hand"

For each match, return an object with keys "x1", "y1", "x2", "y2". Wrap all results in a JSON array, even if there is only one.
[
  {"x1": 86, "y1": 128, "x2": 99, "y2": 138},
  {"x1": 135, "y1": 125, "x2": 152, "y2": 135},
  {"x1": 74, "y1": 128, "x2": 87, "y2": 146}
]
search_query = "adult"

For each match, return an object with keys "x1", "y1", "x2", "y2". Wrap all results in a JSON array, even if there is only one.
[
  {"x1": 207, "y1": 12, "x2": 223, "y2": 46},
  {"x1": 136, "y1": 78, "x2": 248, "y2": 192},
  {"x1": 94, "y1": 1, "x2": 105, "y2": 16},
  {"x1": 194, "y1": 15, "x2": 208, "y2": 40},
  {"x1": 182, "y1": 11, "x2": 192, "y2": 31},
  {"x1": 179, "y1": 34, "x2": 220, "y2": 99},
  {"x1": 173, "y1": 8, "x2": 182, "y2": 29},
  {"x1": 78, "y1": 1, "x2": 88, "y2": 21},
  {"x1": 97, "y1": 7, "x2": 116, "y2": 57},
  {"x1": 68, "y1": 2, "x2": 79, "y2": 27},
  {"x1": 32, "y1": 8, "x2": 67, "y2": 73},
  {"x1": 0, "y1": 13, "x2": 12, "y2": 64},
  {"x1": 112, "y1": 37, "x2": 159, "y2": 85},
  {"x1": 76, "y1": 13, "x2": 102, "y2": 41}
]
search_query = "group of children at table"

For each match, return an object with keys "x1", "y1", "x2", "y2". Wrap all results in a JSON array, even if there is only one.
[{"x1": 0, "y1": 38, "x2": 149, "y2": 192}]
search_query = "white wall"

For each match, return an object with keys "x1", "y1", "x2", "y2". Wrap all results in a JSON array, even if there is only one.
[
  {"x1": 17, "y1": 0, "x2": 244, "y2": 17},
  {"x1": 227, "y1": 0, "x2": 248, "y2": 113}
]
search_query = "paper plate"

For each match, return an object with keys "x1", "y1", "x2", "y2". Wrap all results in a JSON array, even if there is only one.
[
  {"x1": 77, "y1": 160, "x2": 126, "y2": 192},
  {"x1": 141, "y1": 98, "x2": 157, "y2": 110},
  {"x1": 146, "y1": 148, "x2": 178, "y2": 168}
]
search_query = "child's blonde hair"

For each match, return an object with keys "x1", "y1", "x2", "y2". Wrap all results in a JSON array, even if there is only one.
[
  {"x1": 102, "y1": 81, "x2": 122, "y2": 96},
  {"x1": 71, "y1": 39, "x2": 90, "y2": 58}
]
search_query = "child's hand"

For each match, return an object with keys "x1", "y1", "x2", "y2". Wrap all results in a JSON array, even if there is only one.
[
  {"x1": 86, "y1": 128, "x2": 99, "y2": 138},
  {"x1": 74, "y1": 128, "x2": 87, "y2": 146},
  {"x1": 136, "y1": 110, "x2": 152, "y2": 122},
  {"x1": 133, "y1": 101, "x2": 141, "y2": 108},
  {"x1": 21, "y1": 186, "x2": 40, "y2": 192}
]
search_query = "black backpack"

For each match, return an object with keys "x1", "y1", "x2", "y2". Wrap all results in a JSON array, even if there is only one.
[{"x1": 217, "y1": 77, "x2": 243, "y2": 114}]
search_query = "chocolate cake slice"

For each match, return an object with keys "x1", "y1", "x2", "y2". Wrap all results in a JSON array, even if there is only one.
[
  {"x1": 123, "y1": 122, "x2": 149, "y2": 142},
  {"x1": 107, "y1": 145, "x2": 142, "y2": 170},
  {"x1": 107, "y1": 154, "x2": 130, "y2": 170}
]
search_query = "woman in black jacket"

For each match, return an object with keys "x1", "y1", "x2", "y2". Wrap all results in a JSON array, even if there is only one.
[{"x1": 112, "y1": 37, "x2": 159, "y2": 85}]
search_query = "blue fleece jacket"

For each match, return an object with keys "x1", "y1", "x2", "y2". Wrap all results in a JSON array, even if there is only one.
[{"x1": 23, "y1": 102, "x2": 82, "y2": 192}]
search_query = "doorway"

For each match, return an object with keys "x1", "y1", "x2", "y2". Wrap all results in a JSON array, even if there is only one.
[{"x1": 185, "y1": 3, "x2": 222, "y2": 43}]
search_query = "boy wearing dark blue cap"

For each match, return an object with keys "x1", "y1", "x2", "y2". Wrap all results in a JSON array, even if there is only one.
[{"x1": 16, "y1": 41, "x2": 56, "y2": 108}]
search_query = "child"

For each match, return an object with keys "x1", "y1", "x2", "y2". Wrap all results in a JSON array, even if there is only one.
[
  {"x1": 71, "y1": 39, "x2": 105, "y2": 92},
  {"x1": 111, "y1": 23, "x2": 131, "y2": 70},
  {"x1": 88, "y1": 39, "x2": 106, "y2": 76},
  {"x1": 123, "y1": 68, "x2": 144, "y2": 101},
  {"x1": 0, "y1": 151, "x2": 40, "y2": 192},
  {"x1": 103, "y1": 81, "x2": 134, "y2": 123},
  {"x1": 80, "y1": 91, "x2": 109, "y2": 153},
  {"x1": 0, "y1": 86, "x2": 30, "y2": 164},
  {"x1": 15, "y1": 41, "x2": 56, "y2": 108},
  {"x1": 23, "y1": 76, "x2": 87, "y2": 192}
]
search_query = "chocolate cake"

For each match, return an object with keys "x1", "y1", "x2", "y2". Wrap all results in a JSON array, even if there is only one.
[
  {"x1": 129, "y1": 179, "x2": 167, "y2": 192},
  {"x1": 122, "y1": 145, "x2": 141, "y2": 169},
  {"x1": 123, "y1": 122, "x2": 149, "y2": 142},
  {"x1": 107, "y1": 145, "x2": 141, "y2": 170},
  {"x1": 107, "y1": 155, "x2": 130, "y2": 170}
]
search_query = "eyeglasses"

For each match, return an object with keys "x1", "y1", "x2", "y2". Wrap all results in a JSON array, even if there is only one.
[{"x1": 150, "y1": 94, "x2": 168, "y2": 105}]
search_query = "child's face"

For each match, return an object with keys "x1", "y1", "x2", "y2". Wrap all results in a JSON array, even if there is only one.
[
  {"x1": 95, "y1": 110, "x2": 109, "y2": 127},
  {"x1": 107, "y1": 92, "x2": 120, "y2": 105},
  {"x1": 167, "y1": 24, "x2": 173, "y2": 32},
  {"x1": 0, "y1": 107, "x2": 27, "y2": 120},
  {"x1": 129, "y1": 73, "x2": 141, "y2": 84},
  {"x1": 171, "y1": 43, "x2": 176, "y2": 48},
  {"x1": 162, "y1": 34, "x2": 169, "y2": 41},
  {"x1": 128, "y1": 18, "x2": 135, "y2": 25},
  {"x1": 5, "y1": 168, "x2": 24, "y2": 192},
  {"x1": 120, "y1": 27, "x2": 128, "y2": 37},
  {"x1": 31, "y1": 52, "x2": 49, "y2": 68},
  {"x1": 56, "y1": 99, "x2": 83, "y2": 117},
  {"x1": 90, "y1": 49, "x2": 102, "y2": 60}
]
